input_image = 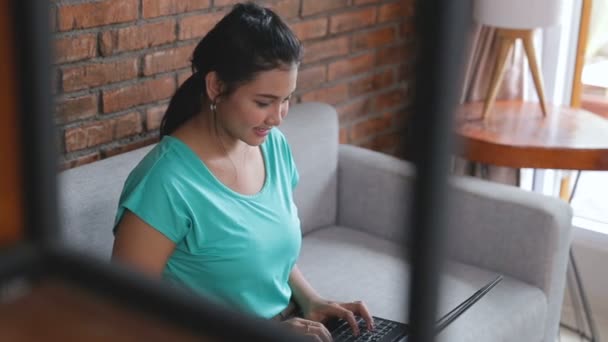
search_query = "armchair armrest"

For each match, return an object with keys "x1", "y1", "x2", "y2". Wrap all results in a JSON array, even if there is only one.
[
  {"x1": 445, "y1": 175, "x2": 572, "y2": 293},
  {"x1": 445, "y1": 174, "x2": 572, "y2": 341},
  {"x1": 337, "y1": 144, "x2": 573, "y2": 339}
]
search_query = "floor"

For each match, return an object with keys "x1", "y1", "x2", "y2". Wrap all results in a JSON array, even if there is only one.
[{"x1": 558, "y1": 314, "x2": 608, "y2": 341}]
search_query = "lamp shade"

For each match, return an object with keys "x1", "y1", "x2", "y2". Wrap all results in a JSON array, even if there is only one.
[{"x1": 473, "y1": 0, "x2": 564, "y2": 29}]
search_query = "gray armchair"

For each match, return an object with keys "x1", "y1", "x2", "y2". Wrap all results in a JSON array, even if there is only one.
[{"x1": 58, "y1": 102, "x2": 573, "y2": 342}]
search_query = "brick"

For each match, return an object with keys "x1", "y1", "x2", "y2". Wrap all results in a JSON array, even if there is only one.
[
  {"x1": 178, "y1": 70, "x2": 193, "y2": 86},
  {"x1": 374, "y1": 88, "x2": 405, "y2": 112},
  {"x1": 54, "y1": 34, "x2": 96, "y2": 64},
  {"x1": 328, "y1": 52, "x2": 375, "y2": 81},
  {"x1": 214, "y1": 0, "x2": 241, "y2": 7},
  {"x1": 339, "y1": 127, "x2": 349, "y2": 144},
  {"x1": 302, "y1": 0, "x2": 349, "y2": 16},
  {"x1": 361, "y1": 131, "x2": 400, "y2": 152},
  {"x1": 352, "y1": 26, "x2": 397, "y2": 51},
  {"x1": 102, "y1": 136, "x2": 159, "y2": 158},
  {"x1": 56, "y1": 94, "x2": 98, "y2": 124},
  {"x1": 303, "y1": 37, "x2": 349, "y2": 63},
  {"x1": 144, "y1": 44, "x2": 195, "y2": 76},
  {"x1": 84, "y1": 120, "x2": 115, "y2": 147},
  {"x1": 378, "y1": 0, "x2": 415, "y2": 23},
  {"x1": 267, "y1": 0, "x2": 300, "y2": 20},
  {"x1": 59, "y1": 152, "x2": 101, "y2": 171},
  {"x1": 291, "y1": 18, "x2": 328, "y2": 41},
  {"x1": 214, "y1": 0, "x2": 298, "y2": 18},
  {"x1": 398, "y1": 63, "x2": 411, "y2": 82},
  {"x1": 377, "y1": 44, "x2": 410, "y2": 66},
  {"x1": 100, "y1": 20, "x2": 176, "y2": 56},
  {"x1": 296, "y1": 65, "x2": 326, "y2": 90},
  {"x1": 336, "y1": 97, "x2": 373, "y2": 122},
  {"x1": 350, "y1": 113, "x2": 393, "y2": 141},
  {"x1": 57, "y1": 0, "x2": 137, "y2": 31},
  {"x1": 102, "y1": 76, "x2": 176, "y2": 113},
  {"x1": 179, "y1": 12, "x2": 225, "y2": 40},
  {"x1": 64, "y1": 119, "x2": 115, "y2": 152},
  {"x1": 115, "y1": 112, "x2": 143, "y2": 139},
  {"x1": 146, "y1": 105, "x2": 168, "y2": 131},
  {"x1": 400, "y1": 20, "x2": 415, "y2": 39},
  {"x1": 64, "y1": 128, "x2": 87, "y2": 153},
  {"x1": 142, "y1": 0, "x2": 211, "y2": 18},
  {"x1": 349, "y1": 69, "x2": 395, "y2": 97},
  {"x1": 330, "y1": 7, "x2": 376, "y2": 34},
  {"x1": 62, "y1": 58, "x2": 138, "y2": 92},
  {"x1": 300, "y1": 83, "x2": 348, "y2": 105}
]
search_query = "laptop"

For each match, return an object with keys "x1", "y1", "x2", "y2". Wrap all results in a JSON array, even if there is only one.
[{"x1": 323, "y1": 275, "x2": 503, "y2": 342}]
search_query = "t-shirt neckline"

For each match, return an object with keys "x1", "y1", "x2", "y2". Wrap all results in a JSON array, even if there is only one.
[{"x1": 163, "y1": 135, "x2": 270, "y2": 199}]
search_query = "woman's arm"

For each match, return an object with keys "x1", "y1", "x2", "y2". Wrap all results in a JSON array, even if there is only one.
[
  {"x1": 288, "y1": 264, "x2": 374, "y2": 333},
  {"x1": 112, "y1": 210, "x2": 176, "y2": 278},
  {"x1": 288, "y1": 264, "x2": 323, "y2": 312}
]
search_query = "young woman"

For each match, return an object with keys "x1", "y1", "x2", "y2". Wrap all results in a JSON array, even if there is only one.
[{"x1": 111, "y1": 3, "x2": 373, "y2": 340}]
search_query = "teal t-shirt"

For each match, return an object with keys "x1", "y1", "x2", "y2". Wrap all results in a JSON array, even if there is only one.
[{"x1": 113, "y1": 128, "x2": 302, "y2": 319}]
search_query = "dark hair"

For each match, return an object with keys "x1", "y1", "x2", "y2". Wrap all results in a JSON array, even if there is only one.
[{"x1": 159, "y1": 2, "x2": 303, "y2": 137}]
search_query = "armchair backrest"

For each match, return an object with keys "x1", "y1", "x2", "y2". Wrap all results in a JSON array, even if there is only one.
[
  {"x1": 58, "y1": 144, "x2": 153, "y2": 259},
  {"x1": 280, "y1": 102, "x2": 339, "y2": 234}
]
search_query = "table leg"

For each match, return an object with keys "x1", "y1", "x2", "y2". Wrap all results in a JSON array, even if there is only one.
[{"x1": 558, "y1": 171, "x2": 599, "y2": 342}]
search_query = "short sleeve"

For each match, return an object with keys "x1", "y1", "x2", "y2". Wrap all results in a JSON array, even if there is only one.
[{"x1": 114, "y1": 167, "x2": 191, "y2": 243}]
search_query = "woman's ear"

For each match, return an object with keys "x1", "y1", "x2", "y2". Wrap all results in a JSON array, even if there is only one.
[{"x1": 204, "y1": 71, "x2": 223, "y2": 103}]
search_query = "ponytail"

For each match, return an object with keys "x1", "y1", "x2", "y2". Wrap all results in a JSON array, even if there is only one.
[{"x1": 159, "y1": 72, "x2": 204, "y2": 137}]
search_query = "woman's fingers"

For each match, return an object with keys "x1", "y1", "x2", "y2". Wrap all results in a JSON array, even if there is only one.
[
  {"x1": 309, "y1": 321, "x2": 332, "y2": 342},
  {"x1": 288, "y1": 318, "x2": 332, "y2": 342},
  {"x1": 328, "y1": 303, "x2": 360, "y2": 336},
  {"x1": 340, "y1": 300, "x2": 375, "y2": 331},
  {"x1": 313, "y1": 322, "x2": 333, "y2": 342}
]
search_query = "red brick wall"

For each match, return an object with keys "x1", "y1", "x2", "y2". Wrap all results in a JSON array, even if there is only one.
[{"x1": 53, "y1": 0, "x2": 415, "y2": 170}]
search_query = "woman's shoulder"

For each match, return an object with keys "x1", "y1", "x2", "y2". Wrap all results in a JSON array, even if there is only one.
[{"x1": 125, "y1": 136, "x2": 186, "y2": 185}]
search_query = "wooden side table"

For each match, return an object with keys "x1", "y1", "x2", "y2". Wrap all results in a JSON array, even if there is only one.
[
  {"x1": 455, "y1": 101, "x2": 608, "y2": 170},
  {"x1": 454, "y1": 100, "x2": 608, "y2": 342}
]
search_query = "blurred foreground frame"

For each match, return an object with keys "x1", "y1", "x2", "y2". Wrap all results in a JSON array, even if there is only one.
[
  {"x1": 0, "y1": 1, "x2": 308, "y2": 340},
  {"x1": 405, "y1": 0, "x2": 470, "y2": 342},
  {"x1": 0, "y1": 1, "x2": 468, "y2": 341}
]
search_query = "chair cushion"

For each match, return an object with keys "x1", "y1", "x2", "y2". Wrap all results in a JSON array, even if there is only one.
[{"x1": 297, "y1": 226, "x2": 547, "y2": 342}]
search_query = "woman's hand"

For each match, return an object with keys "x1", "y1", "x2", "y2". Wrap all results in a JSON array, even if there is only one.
[
  {"x1": 301, "y1": 298, "x2": 375, "y2": 337},
  {"x1": 281, "y1": 317, "x2": 332, "y2": 342}
]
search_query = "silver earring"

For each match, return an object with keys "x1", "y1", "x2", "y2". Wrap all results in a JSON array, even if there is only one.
[{"x1": 210, "y1": 101, "x2": 217, "y2": 113}]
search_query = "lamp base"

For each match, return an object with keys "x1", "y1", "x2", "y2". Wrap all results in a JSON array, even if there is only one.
[{"x1": 482, "y1": 28, "x2": 548, "y2": 119}]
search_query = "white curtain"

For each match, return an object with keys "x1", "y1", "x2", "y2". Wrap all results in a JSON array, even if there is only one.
[{"x1": 586, "y1": 0, "x2": 608, "y2": 60}]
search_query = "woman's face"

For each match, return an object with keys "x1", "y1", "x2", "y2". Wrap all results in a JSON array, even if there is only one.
[{"x1": 215, "y1": 65, "x2": 298, "y2": 146}]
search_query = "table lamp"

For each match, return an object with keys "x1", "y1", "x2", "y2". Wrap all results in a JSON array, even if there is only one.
[{"x1": 473, "y1": 0, "x2": 564, "y2": 119}]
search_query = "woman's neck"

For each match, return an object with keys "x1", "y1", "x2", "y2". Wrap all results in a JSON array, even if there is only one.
[{"x1": 196, "y1": 109, "x2": 250, "y2": 157}]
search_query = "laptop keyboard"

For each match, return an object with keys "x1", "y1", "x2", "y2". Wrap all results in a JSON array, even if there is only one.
[{"x1": 330, "y1": 316, "x2": 404, "y2": 342}]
